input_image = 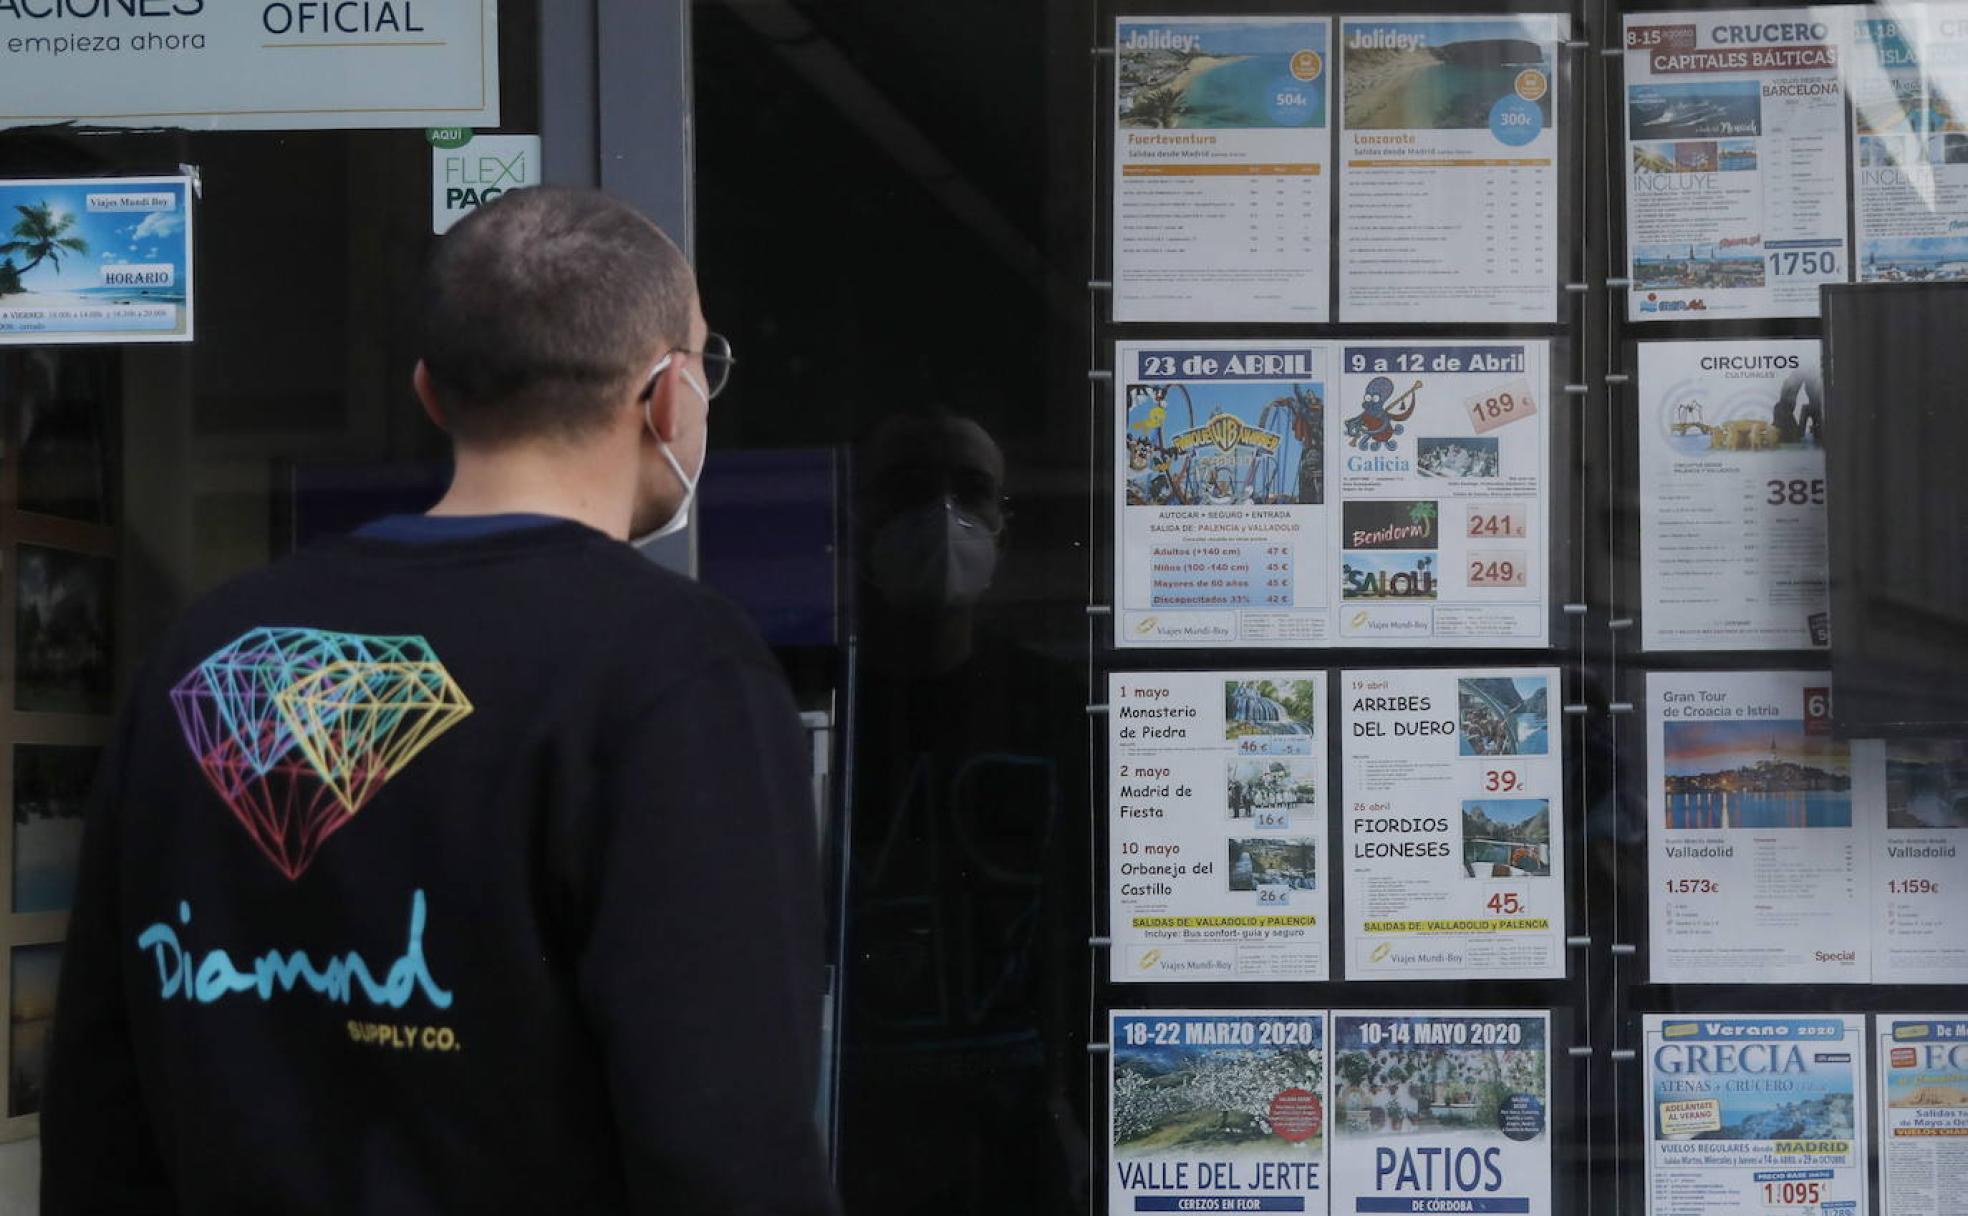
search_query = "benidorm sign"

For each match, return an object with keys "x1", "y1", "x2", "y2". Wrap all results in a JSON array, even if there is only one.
[{"x1": 0, "y1": 1, "x2": 498, "y2": 131}]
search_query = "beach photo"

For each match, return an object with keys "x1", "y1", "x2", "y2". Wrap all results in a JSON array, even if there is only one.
[
  {"x1": 10, "y1": 943, "x2": 60, "y2": 1118},
  {"x1": 1662, "y1": 720, "x2": 1852, "y2": 829},
  {"x1": 1334, "y1": 1016, "x2": 1547, "y2": 1140},
  {"x1": 12, "y1": 743, "x2": 100, "y2": 915},
  {"x1": 11, "y1": 348, "x2": 118, "y2": 524},
  {"x1": 1462, "y1": 799, "x2": 1552, "y2": 877},
  {"x1": 16, "y1": 544, "x2": 114, "y2": 714},
  {"x1": 1227, "y1": 757, "x2": 1318, "y2": 821},
  {"x1": 1459, "y1": 676, "x2": 1550, "y2": 756},
  {"x1": 1633, "y1": 242, "x2": 1766, "y2": 291},
  {"x1": 1224, "y1": 678, "x2": 1318, "y2": 754},
  {"x1": 1855, "y1": 74, "x2": 1967, "y2": 137},
  {"x1": 0, "y1": 176, "x2": 192, "y2": 345},
  {"x1": 1342, "y1": 19, "x2": 1553, "y2": 131},
  {"x1": 1228, "y1": 837, "x2": 1319, "y2": 893},
  {"x1": 1339, "y1": 551, "x2": 1436, "y2": 601},
  {"x1": 1113, "y1": 1014, "x2": 1326, "y2": 1159},
  {"x1": 1125, "y1": 380, "x2": 1324, "y2": 507},
  {"x1": 1628, "y1": 81, "x2": 1762, "y2": 140},
  {"x1": 1416, "y1": 437, "x2": 1499, "y2": 479},
  {"x1": 1886, "y1": 738, "x2": 1968, "y2": 829},
  {"x1": 1118, "y1": 21, "x2": 1328, "y2": 130}
]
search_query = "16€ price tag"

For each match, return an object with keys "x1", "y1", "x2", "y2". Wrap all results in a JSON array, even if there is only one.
[{"x1": 1464, "y1": 378, "x2": 1539, "y2": 435}]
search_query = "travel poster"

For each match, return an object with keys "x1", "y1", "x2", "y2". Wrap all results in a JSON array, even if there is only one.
[
  {"x1": 1647, "y1": 672, "x2": 1868, "y2": 984},
  {"x1": 0, "y1": 176, "x2": 193, "y2": 345},
  {"x1": 1114, "y1": 17, "x2": 1332, "y2": 322},
  {"x1": 1862, "y1": 739, "x2": 1968, "y2": 985},
  {"x1": 1341, "y1": 668, "x2": 1566, "y2": 981},
  {"x1": 1623, "y1": 9, "x2": 1850, "y2": 319},
  {"x1": 1851, "y1": 6, "x2": 1968, "y2": 284},
  {"x1": 1645, "y1": 1014, "x2": 1868, "y2": 1216},
  {"x1": 1111, "y1": 1010, "x2": 1331, "y2": 1216},
  {"x1": 1877, "y1": 1015, "x2": 1968, "y2": 1216},
  {"x1": 1110, "y1": 671, "x2": 1331, "y2": 983},
  {"x1": 1337, "y1": 15, "x2": 1563, "y2": 322},
  {"x1": 1636, "y1": 340, "x2": 1829, "y2": 650},
  {"x1": 1331, "y1": 1011, "x2": 1553, "y2": 1216}
]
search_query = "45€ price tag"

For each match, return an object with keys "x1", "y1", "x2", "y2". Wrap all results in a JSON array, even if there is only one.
[{"x1": 1464, "y1": 377, "x2": 1539, "y2": 435}]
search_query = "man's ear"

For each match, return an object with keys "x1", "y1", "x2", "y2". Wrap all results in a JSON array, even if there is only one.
[
  {"x1": 413, "y1": 361, "x2": 448, "y2": 432},
  {"x1": 639, "y1": 358, "x2": 682, "y2": 442}
]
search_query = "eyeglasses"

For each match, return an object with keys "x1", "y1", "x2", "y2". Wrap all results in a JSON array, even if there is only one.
[{"x1": 639, "y1": 332, "x2": 735, "y2": 404}]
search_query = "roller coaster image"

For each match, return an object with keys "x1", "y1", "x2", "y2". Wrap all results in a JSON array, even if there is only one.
[{"x1": 1125, "y1": 381, "x2": 1326, "y2": 506}]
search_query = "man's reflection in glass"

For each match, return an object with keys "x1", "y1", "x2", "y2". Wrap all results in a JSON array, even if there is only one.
[{"x1": 839, "y1": 408, "x2": 1085, "y2": 1214}]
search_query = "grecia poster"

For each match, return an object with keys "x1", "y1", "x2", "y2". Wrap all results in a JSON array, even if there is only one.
[
  {"x1": 1341, "y1": 668, "x2": 1565, "y2": 981},
  {"x1": 1645, "y1": 1014, "x2": 1868, "y2": 1216},
  {"x1": 1636, "y1": 340, "x2": 1829, "y2": 651},
  {"x1": 1111, "y1": 1010, "x2": 1331, "y2": 1215},
  {"x1": 1331, "y1": 1011, "x2": 1553, "y2": 1216},
  {"x1": 1113, "y1": 17, "x2": 1332, "y2": 323},
  {"x1": 1623, "y1": 9, "x2": 1850, "y2": 319},
  {"x1": 1110, "y1": 671, "x2": 1330, "y2": 983}
]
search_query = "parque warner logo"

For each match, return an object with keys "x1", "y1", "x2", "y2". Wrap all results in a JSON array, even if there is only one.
[{"x1": 171, "y1": 628, "x2": 473, "y2": 880}]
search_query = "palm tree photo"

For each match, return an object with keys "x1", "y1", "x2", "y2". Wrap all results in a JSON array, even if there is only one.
[{"x1": 0, "y1": 203, "x2": 89, "y2": 285}]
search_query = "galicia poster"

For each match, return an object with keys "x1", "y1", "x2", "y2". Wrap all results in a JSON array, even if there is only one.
[
  {"x1": 1340, "y1": 669, "x2": 1566, "y2": 981},
  {"x1": 0, "y1": 1, "x2": 498, "y2": 131},
  {"x1": 1113, "y1": 16, "x2": 1332, "y2": 322},
  {"x1": 1645, "y1": 1014, "x2": 1868, "y2": 1216},
  {"x1": 1110, "y1": 671, "x2": 1330, "y2": 983},
  {"x1": 0, "y1": 176, "x2": 193, "y2": 345},
  {"x1": 1623, "y1": 9, "x2": 1850, "y2": 320},
  {"x1": 1330, "y1": 1011, "x2": 1553, "y2": 1216},
  {"x1": 1115, "y1": 339, "x2": 1549, "y2": 648},
  {"x1": 1636, "y1": 340, "x2": 1829, "y2": 650},
  {"x1": 1877, "y1": 1016, "x2": 1968, "y2": 1216},
  {"x1": 1111, "y1": 1010, "x2": 1331, "y2": 1215}
]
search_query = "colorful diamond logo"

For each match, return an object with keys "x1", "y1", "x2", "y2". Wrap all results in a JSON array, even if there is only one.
[{"x1": 171, "y1": 628, "x2": 474, "y2": 880}]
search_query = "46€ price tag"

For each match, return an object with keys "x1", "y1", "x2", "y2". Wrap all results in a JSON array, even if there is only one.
[{"x1": 1464, "y1": 377, "x2": 1539, "y2": 435}]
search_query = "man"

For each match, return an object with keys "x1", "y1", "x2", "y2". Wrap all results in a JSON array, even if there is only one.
[{"x1": 42, "y1": 187, "x2": 838, "y2": 1215}]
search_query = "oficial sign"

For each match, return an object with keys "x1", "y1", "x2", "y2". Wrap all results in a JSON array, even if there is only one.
[{"x1": 0, "y1": 1, "x2": 498, "y2": 130}]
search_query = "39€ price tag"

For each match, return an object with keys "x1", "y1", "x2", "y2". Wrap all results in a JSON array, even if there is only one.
[{"x1": 1464, "y1": 378, "x2": 1539, "y2": 435}]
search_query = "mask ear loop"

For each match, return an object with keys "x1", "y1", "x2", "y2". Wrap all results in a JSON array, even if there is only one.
[{"x1": 639, "y1": 353, "x2": 675, "y2": 437}]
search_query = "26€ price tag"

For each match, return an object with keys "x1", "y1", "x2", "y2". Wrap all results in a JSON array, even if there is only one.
[{"x1": 1464, "y1": 377, "x2": 1539, "y2": 435}]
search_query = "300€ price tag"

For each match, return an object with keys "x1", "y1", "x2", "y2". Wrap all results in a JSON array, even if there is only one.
[{"x1": 1464, "y1": 378, "x2": 1539, "y2": 435}]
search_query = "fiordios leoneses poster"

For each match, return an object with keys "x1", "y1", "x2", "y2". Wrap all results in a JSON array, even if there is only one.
[
  {"x1": 1111, "y1": 1010, "x2": 1331, "y2": 1215},
  {"x1": 1331, "y1": 1011, "x2": 1553, "y2": 1216},
  {"x1": 1624, "y1": 9, "x2": 1850, "y2": 320},
  {"x1": 1110, "y1": 671, "x2": 1330, "y2": 983},
  {"x1": 1645, "y1": 1014, "x2": 1868, "y2": 1216}
]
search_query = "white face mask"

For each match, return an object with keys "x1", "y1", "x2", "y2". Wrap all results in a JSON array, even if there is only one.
[
  {"x1": 868, "y1": 496, "x2": 1000, "y2": 610},
  {"x1": 632, "y1": 354, "x2": 709, "y2": 547}
]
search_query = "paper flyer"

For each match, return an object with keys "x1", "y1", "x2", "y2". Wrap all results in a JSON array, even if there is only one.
[
  {"x1": 1862, "y1": 739, "x2": 1968, "y2": 985},
  {"x1": 1851, "y1": 7, "x2": 1968, "y2": 284},
  {"x1": 1647, "y1": 672, "x2": 1868, "y2": 984},
  {"x1": 1341, "y1": 668, "x2": 1566, "y2": 981},
  {"x1": 1337, "y1": 15, "x2": 1562, "y2": 323},
  {"x1": 1877, "y1": 1016, "x2": 1968, "y2": 1216},
  {"x1": 1623, "y1": 10, "x2": 1850, "y2": 320},
  {"x1": 1332, "y1": 342, "x2": 1550, "y2": 647},
  {"x1": 1331, "y1": 1011, "x2": 1552, "y2": 1216},
  {"x1": 1113, "y1": 17, "x2": 1332, "y2": 323},
  {"x1": 1110, "y1": 671, "x2": 1331, "y2": 983},
  {"x1": 1645, "y1": 1014, "x2": 1869, "y2": 1216},
  {"x1": 1116, "y1": 340, "x2": 1550, "y2": 649},
  {"x1": 0, "y1": 176, "x2": 193, "y2": 345},
  {"x1": 1111, "y1": 1010, "x2": 1330, "y2": 1216},
  {"x1": 1636, "y1": 340, "x2": 1830, "y2": 651}
]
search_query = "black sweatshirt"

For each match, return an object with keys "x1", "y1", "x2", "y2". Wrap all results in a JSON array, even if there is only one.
[{"x1": 41, "y1": 518, "x2": 839, "y2": 1215}]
